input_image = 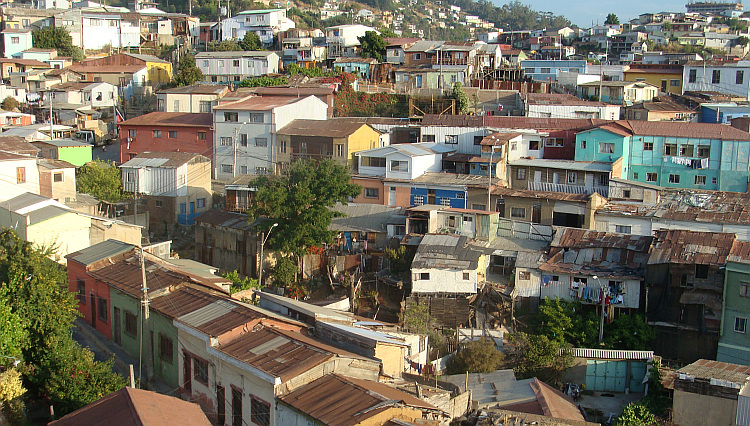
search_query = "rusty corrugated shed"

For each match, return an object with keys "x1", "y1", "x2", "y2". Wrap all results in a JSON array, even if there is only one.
[{"x1": 648, "y1": 229, "x2": 735, "y2": 265}]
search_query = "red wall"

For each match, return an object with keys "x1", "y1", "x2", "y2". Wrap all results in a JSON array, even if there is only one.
[
  {"x1": 119, "y1": 124, "x2": 214, "y2": 163},
  {"x1": 67, "y1": 260, "x2": 112, "y2": 339},
  {"x1": 540, "y1": 129, "x2": 578, "y2": 160}
]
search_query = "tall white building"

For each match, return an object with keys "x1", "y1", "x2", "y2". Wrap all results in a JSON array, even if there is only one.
[
  {"x1": 326, "y1": 24, "x2": 376, "y2": 58},
  {"x1": 682, "y1": 60, "x2": 750, "y2": 100},
  {"x1": 220, "y1": 9, "x2": 295, "y2": 46},
  {"x1": 213, "y1": 95, "x2": 328, "y2": 180}
]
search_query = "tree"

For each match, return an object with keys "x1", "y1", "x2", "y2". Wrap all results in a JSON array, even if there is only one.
[
  {"x1": 238, "y1": 76, "x2": 288, "y2": 87},
  {"x1": 738, "y1": 36, "x2": 749, "y2": 46},
  {"x1": 208, "y1": 40, "x2": 241, "y2": 51},
  {"x1": 221, "y1": 270, "x2": 259, "y2": 294},
  {"x1": 1, "y1": 97, "x2": 19, "y2": 111},
  {"x1": 247, "y1": 159, "x2": 361, "y2": 263},
  {"x1": 616, "y1": 401, "x2": 657, "y2": 426},
  {"x1": 605, "y1": 13, "x2": 620, "y2": 25},
  {"x1": 450, "y1": 82, "x2": 470, "y2": 114},
  {"x1": 32, "y1": 27, "x2": 84, "y2": 62},
  {"x1": 447, "y1": 338, "x2": 504, "y2": 374},
  {"x1": 603, "y1": 313, "x2": 656, "y2": 351},
  {"x1": 267, "y1": 255, "x2": 297, "y2": 286},
  {"x1": 400, "y1": 302, "x2": 445, "y2": 353},
  {"x1": 358, "y1": 31, "x2": 386, "y2": 61},
  {"x1": 506, "y1": 332, "x2": 573, "y2": 383},
  {"x1": 76, "y1": 160, "x2": 125, "y2": 202},
  {"x1": 173, "y1": 55, "x2": 204, "y2": 87},
  {"x1": 0, "y1": 290, "x2": 27, "y2": 364},
  {"x1": 239, "y1": 31, "x2": 263, "y2": 51}
]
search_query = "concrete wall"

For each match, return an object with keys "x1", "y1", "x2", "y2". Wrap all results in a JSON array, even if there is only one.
[{"x1": 673, "y1": 389, "x2": 738, "y2": 426}]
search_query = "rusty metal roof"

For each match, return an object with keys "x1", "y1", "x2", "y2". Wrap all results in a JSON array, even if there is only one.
[
  {"x1": 194, "y1": 209, "x2": 254, "y2": 231},
  {"x1": 412, "y1": 234, "x2": 483, "y2": 270},
  {"x1": 420, "y1": 114, "x2": 484, "y2": 127},
  {"x1": 278, "y1": 374, "x2": 438, "y2": 426},
  {"x1": 492, "y1": 187, "x2": 590, "y2": 202},
  {"x1": 593, "y1": 120, "x2": 750, "y2": 141},
  {"x1": 729, "y1": 240, "x2": 750, "y2": 264},
  {"x1": 480, "y1": 132, "x2": 523, "y2": 145},
  {"x1": 648, "y1": 229, "x2": 736, "y2": 265},
  {"x1": 277, "y1": 119, "x2": 374, "y2": 137},
  {"x1": 678, "y1": 359, "x2": 750, "y2": 385},
  {"x1": 483, "y1": 116, "x2": 609, "y2": 131}
]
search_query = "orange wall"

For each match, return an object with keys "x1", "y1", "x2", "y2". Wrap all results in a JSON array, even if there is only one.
[{"x1": 352, "y1": 177, "x2": 384, "y2": 204}]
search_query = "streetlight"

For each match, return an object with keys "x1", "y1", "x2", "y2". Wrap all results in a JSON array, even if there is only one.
[
  {"x1": 487, "y1": 141, "x2": 500, "y2": 211},
  {"x1": 593, "y1": 275, "x2": 606, "y2": 344},
  {"x1": 258, "y1": 222, "x2": 278, "y2": 287}
]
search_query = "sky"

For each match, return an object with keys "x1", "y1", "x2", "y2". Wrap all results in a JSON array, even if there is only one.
[{"x1": 497, "y1": 0, "x2": 696, "y2": 28}]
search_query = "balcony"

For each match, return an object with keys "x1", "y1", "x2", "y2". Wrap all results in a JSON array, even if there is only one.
[
  {"x1": 527, "y1": 181, "x2": 609, "y2": 198},
  {"x1": 431, "y1": 57, "x2": 469, "y2": 66}
]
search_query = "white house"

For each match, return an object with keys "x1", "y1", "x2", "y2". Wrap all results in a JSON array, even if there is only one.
[
  {"x1": 355, "y1": 142, "x2": 453, "y2": 180},
  {"x1": 44, "y1": 81, "x2": 117, "y2": 108},
  {"x1": 524, "y1": 93, "x2": 621, "y2": 120},
  {"x1": 419, "y1": 124, "x2": 489, "y2": 156},
  {"x1": 195, "y1": 51, "x2": 280, "y2": 83},
  {"x1": 326, "y1": 24, "x2": 376, "y2": 58},
  {"x1": 213, "y1": 95, "x2": 327, "y2": 180},
  {"x1": 0, "y1": 152, "x2": 40, "y2": 201},
  {"x1": 1, "y1": 29, "x2": 32, "y2": 59},
  {"x1": 410, "y1": 233, "x2": 484, "y2": 295},
  {"x1": 81, "y1": 13, "x2": 140, "y2": 50},
  {"x1": 33, "y1": 0, "x2": 70, "y2": 9},
  {"x1": 220, "y1": 9, "x2": 295, "y2": 45},
  {"x1": 682, "y1": 60, "x2": 750, "y2": 100}
]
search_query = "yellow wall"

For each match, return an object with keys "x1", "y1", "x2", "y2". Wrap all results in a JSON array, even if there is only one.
[
  {"x1": 346, "y1": 125, "x2": 382, "y2": 169},
  {"x1": 147, "y1": 61, "x2": 173, "y2": 84},
  {"x1": 373, "y1": 343, "x2": 405, "y2": 377},
  {"x1": 356, "y1": 406, "x2": 422, "y2": 426},
  {"x1": 27, "y1": 212, "x2": 91, "y2": 263},
  {"x1": 623, "y1": 71, "x2": 683, "y2": 95}
]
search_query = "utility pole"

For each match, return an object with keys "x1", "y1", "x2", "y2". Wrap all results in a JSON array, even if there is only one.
[
  {"x1": 49, "y1": 91, "x2": 53, "y2": 140},
  {"x1": 139, "y1": 244, "x2": 153, "y2": 384}
]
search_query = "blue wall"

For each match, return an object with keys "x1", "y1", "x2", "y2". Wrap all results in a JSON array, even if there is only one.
[
  {"x1": 700, "y1": 105, "x2": 750, "y2": 124},
  {"x1": 410, "y1": 187, "x2": 466, "y2": 208}
]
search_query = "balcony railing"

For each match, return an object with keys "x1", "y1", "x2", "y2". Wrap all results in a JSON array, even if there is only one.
[
  {"x1": 431, "y1": 57, "x2": 469, "y2": 66},
  {"x1": 527, "y1": 181, "x2": 609, "y2": 198}
]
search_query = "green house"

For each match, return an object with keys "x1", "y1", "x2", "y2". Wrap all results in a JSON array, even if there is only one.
[
  {"x1": 32, "y1": 138, "x2": 93, "y2": 167},
  {"x1": 718, "y1": 241, "x2": 750, "y2": 366}
]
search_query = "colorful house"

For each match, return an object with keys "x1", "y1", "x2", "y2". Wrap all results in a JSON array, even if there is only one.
[
  {"x1": 718, "y1": 240, "x2": 750, "y2": 365},
  {"x1": 574, "y1": 120, "x2": 750, "y2": 192},
  {"x1": 118, "y1": 112, "x2": 214, "y2": 165},
  {"x1": 623, "y1": 64, "x2": 684, "y2": 94},
  {"x1": 333, "y1": 57, "x2": 377, "y2": 80},
  {"x1": 32, "y1": 139, "x2": 93, "y2": 167}
]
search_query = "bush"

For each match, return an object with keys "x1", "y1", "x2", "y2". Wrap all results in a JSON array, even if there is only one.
[
  {"x1": 447, "y1": 338, "x2": 503, "y2": 374},
  {"x1": 1, "y1": 97, "x2": 19, "y2": 111},
  {"x1": 268, "y1": 255, "x2": 297, "y2": 286},
  {"x1": 221, "y1": 270, "x2": 259, "y2": 294},
  {"x1": 615, "y1": 401, "x2": 657, "y2": 426}
]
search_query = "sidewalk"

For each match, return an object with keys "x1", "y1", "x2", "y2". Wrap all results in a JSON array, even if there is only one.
[{"x1": 72, "y1": 319, "x2": 173, "y2": 395}]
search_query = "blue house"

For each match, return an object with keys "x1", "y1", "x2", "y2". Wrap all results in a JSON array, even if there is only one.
[
  {"x1": 718, "y1": 240, "x2": 750, "y2": 366},
  {"x1": 520, "y1": 59, "x2": 586, "y2": 82},
  {"x1": 700, "y1": 103, "x2": 750, "y2": 124},
  {"x1": 387, "y1": 172, "x2": 492, "y2": 210},
  {"x1": 333, "y1": 57, "x2": 377, "y2": 80},
  {"x1": 574, "y1": 120, "x2": 750, "y2": 192}
]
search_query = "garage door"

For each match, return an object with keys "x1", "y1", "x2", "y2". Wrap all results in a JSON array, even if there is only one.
[
  {"x1": 629, "y1": 362, "x2": 647, "y2": 393},
  {"x1": 585, "y1": 360, "x2": 628, "y2": 392}
]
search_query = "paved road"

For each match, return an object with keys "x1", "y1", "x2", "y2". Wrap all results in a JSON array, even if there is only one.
[{"x1": 93, "y1": 141, "x2": 120, "y2": 163}]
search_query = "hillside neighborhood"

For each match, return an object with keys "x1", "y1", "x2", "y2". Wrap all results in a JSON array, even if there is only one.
[{"x1": 4, "y1": 0, "x2": 750, "y2": 425}]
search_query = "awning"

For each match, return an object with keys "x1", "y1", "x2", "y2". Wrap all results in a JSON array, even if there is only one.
[{"x1": 554, "y1": 202, "x2": 586, "y2": 215}]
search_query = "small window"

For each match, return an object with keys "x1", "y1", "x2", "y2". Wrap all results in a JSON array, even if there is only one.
[
  {"x1": 646, "y1": 172, "x2": 657, "y2": 182},
  {"x1": 129, "y1": 129, "x2": 137, "y2": 138},
  {"x1": 545, "y1": 138, "x2": 564, "y2": 147},
  {"x1": 712, "y1": 69, "x2": 721, "y2": 84},
  {"x1": 197, "y1": 198, "x2": 206, "y2": 208},
  {"x1": 224, "y1": 112, "x2": 239, "y2": 122},
  {"x1": 233, "y1": 59, "x2": 240, "y2": 67},
  {"x1": 623, "y1": 189, "x2": 631, "y2": 198},
  {"x1": 419, "y1": 272, "x2": 430, "y2": 280},
  {"x1": 413, "y1": 53, "x2": 421, "y2": 60},
  {"x1": 255, "y1": 167, "x2": 267, "y2": 174},
  {"x1": 153, "y1": 130, "x2": 162, "y2": 138},
  {"x1": 77, "y1": 279, "x2": 85, "y2": 304},
  {"x1": 580, "y1": 140, "x2": 587, "y2": 149},
  {"x1": 695, "y1": 264, "x2": 709, "y2": 279},
  {"x1": 698, "y1": 145, "x2": 710, "y2": 158},
  {"x1": 615, "y1": 225, "x2": 632, "y2": 234},
  {"x1": 159, "y1": 334, "x2": 173, "y2": 364},
  {"x1": 194, "y1": 357, "x2": 208, "y2": 385},
  {"x1": 463, "y1": 272, "x2": 470, "y2": 280},
  {"x1": 440, "y1": 198, "x2": 450, "y2": 206},
  {"x1": 474, "y1": 135, "x2": 483, "y2": 145},
  {"x1": 220, "y1": 137, "x2": 233, "y2": 146},
  {"x1": 422, "y1": 134, "x2": 436, "y2": 142},
  {"x1": 567, "y1": 172, "x2": 577, "y2": 184},
  {"x1": 741, "y1": 282, "x2": 750, "y2": 297},
  {"x1": 221, "y1": 164, "x2": 233, "y2": 174},
  {"x1": 518, "y1": 271, "x2": 530, "y2": 280},
  {"x1": 633, "y1": 172, "x2": 639, "y2": 180},
  {"x1": 668, "y1": 174, "x2": 680, "y2": 184},
  {"x1": 510, "y1": 207, "x2": 526, "y2": 219},
  {"x1": 53, "y1": 172, "x2": 63, "y2": 182},
  {"x1": 516, "y1": 168, "x2": 526, "y2": 180},
  {"x1": 413, "y1": 195, "x2": 424, "y2": 206},
  {"x1": 736, "y1": 317, "x2": 747, "y2": 333},
  {"x1": 680, "y1": 145, "x2": 694, "y2": 157},
  {"x1": 529, "y1": 140, "x2": 540, "y2": 150},
  {"x1": 232, "y1": 387, "x2": 242, "y2": 426},
  {"x1": 198, "y1": 131, "x2": 207, "y2": 140},
  {"x1": 365, "y1": 188, "x2": 378, "y2": 198},
  {"x1": 239, "y1": 134, "x2": 248, "y2": 147},
  {"x1": 670, "y1": 79, "x2": 680, "y2": 87},
  {"x1": 689, "y1": 69, "x2": 697, "y2": 83},
  {"x1": 390, "y1": 160, "x2": 408, "y2": 172},
  {"x1": 738, "y1": 70, "x2": 745, "y2": 85},
  {"x1": 335, "y1": 144, "x2": 345, "y2": 157},
  {"x1": 255, "y1": 138, "x2": 267, "y2": 147},
  {"x1": 124, "y1": 311, "x2": 137, "y2": 336},
  {"x1": 168, "y1": 131, "x2": 177, "y2": 139},
  {"x1": 712, "y1": 177, "x2": 718, "y2": 184},
  {"x1": 664, "y1": 143, "x2": 677, "y2": 156},
  {"x1": 250, "y1": 397, "x2": 270, "y2": 426},
  {"x1": 16, "y1": 167, "x2": 25, "y2": 183},
  {"x1": 250, "y1": 113, "x2": 264, "y2": 123},
  {"x1": 155, "y1": 200, "x2": 163, "y2": 207},
  {"x1": 644, "y1": 142, "x2": 653, "y2": 151},
  {"x1": 695, "y1": 175, "x2": 706, "y2": 185}
]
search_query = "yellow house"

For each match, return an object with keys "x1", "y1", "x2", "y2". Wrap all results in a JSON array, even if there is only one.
[
  {"x1": 623, "y1": 64, "x2": 683, "y2": 95},
  {"x1": 276, "y1": 119, "x2": 382, "y2": 171},
  {"x1": 74, "y1": 53, "x2": 173, "y2": 86}
]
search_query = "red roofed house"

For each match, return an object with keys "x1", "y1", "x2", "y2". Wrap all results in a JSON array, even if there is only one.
[{"x1": 118, "y1": 112, "x2": 214, "y2": 165}]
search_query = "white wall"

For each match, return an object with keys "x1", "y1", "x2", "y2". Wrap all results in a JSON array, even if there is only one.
[
  {"x1": 420, "y1": 125, "x2": 487, "y2": 155},
  {"x1": 527, "y1": 104, "x2": 620, "y2": 120},
  {"x1": 121, "y1": 165, "x2": 185, "y2": 197},
  {"x1": 82, "y1": 17, "x2": 140, "y2": 49},
  {"x1": 682, "y1": 63, "x2": 750, "y2": 100},
  {"x1": 411, "y1": 268, "x2": 477, "y2": 294},
  {"x1": 197, "y1": 53, "x2": 279, "y2": 79},
  {"x1": 0, "y1": 158, "x2": 40, "y2": 201},
  {"x1": 540, "y1": 274, "x2": 641, "y2": 309},
  {"x1": 594, "y1": 213, "x2": 750, "y2": 242}
]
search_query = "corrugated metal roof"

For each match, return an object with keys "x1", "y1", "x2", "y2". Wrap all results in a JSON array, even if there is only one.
[
  {"x1": 2, "y1": 192, "x2": 55, "y2": 212},
  {"x1": 119, "y1": 112, "x2": 212, "y2": 128},
  {"x1": 66, "y1": 239, "x2": 135, "y2": 266},
  {"x1": 27, "y1": 205, "x2": 69, "y2": 224},
  {"x1": 120, "y1": 152, "x2": 208, "y2": 168},
  {"x1": 329, "y1": 203, "x2": 404, "y2": 233},
  {"x1": 33, "y1": 138, "x2": 91, "y2": 147},
  {"x1": 678, "y1": 359, "x2": 750, "y2": 384},
  {"x1": 509, "y1": 158, "x2": 612, "y2": 172},
  {"x1": 320, "y1": 322, "x2": 408, "y2": 346},
  {"x1": 570, "y1": 348, "x2": 654, "y2": 360},
  {"x1": 177, "y1": 300, "x2": 237, "y2": 328},
  {"x1": 119, "y1": 157, "x2": 169, "y2": 168},
  {"x1": 277, "y1": 119, "x2": 371, "y2": 138},
  {"x1": 648, "y1": 229, "x2": 735, "y2": 265},
  {"x1": 194, "y1": 209, "x2": 254, "y2": 231},
  {"x1": 412, "y1": 234, "x2": 483, "y2": 270}
]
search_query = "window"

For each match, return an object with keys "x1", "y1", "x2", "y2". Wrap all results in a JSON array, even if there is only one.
[
  {"x1": 668, "y1": 174, "x2": 680, "y2": 184},
  {"x1": 193, "y1": 357, "x2": 208, "y2": 385},
  {"x1": 540, "y1": 67, "x2": 551, "y2": 74},
  {"x1": 519, "y1": 271, "x2": 530, "y2": 280},
  {"x1": 97, "y1": 297, "x2": 108, "y2": 321},
  {"x1": 250, "y1": 113, "x2": 264, "y2": 123},
  {"x1": 422, "y1": 134, "x2": 436, "y2": 142},
  {"x1": 545, "y1": 138, "x2": 564, "y2": 147},
  {"x1": 255, "y1": 167, "x2": 268, "y2": 174},
  {"x1": 168, "y1": 131, "x2": 177, "y2": 139},
  {"x1": 413, "y1": 195, "x2": 424, "y2": 206},
  {"x1": 695, "y1": 175, "x2": 706, "y2": 185},
  {"x1": 413, "y1": 53, "x2": 421, "y2": 60},
  {"x1": 644, "y1": 142, "x2": 653, "y2": 151},
  {"x1": 202, "y1": 60, "x2": 209, "y2": 67},
  {"x1": 664, "y1": 143, "x2": 677, "y2": 156},
  {"x1": 199, "y1": 101, "x2": 211, "y2": 113},
  {"x1": 16, "y1": 167, "x2": 25, "y2": 183},
  {"x1": 390, "y1": 160, "x2": 408, "y2": 172},
  {"x1": 10, "y1": 36, "x2": 18, "y2": 44},
  {"x1": 633, "y1": 172, "x2": 639, "y2": 180},
  {"x1": 221, "y1": 164, "x2": 233, "y2": 174},
  {"x1": 239, "y1": 134, "x2": 247, "y2": 147},
  {"x1": 361, "y1": 156, "x2": 386, "y2": 167},
  {"x1": 180, "y1": 203, "x2": 187, "y2": 214},
  {"x1": 155, "y1": 200, "x2": 163, "y2": 207},
  {"x1": 53, "y1": 172, "x2": 63, "y2": 182},
  {"x1": 250, "y1": 397, "x2": 270, "y2": 426},
  {"x1": 335, "y1": 144, "x2": 345, "y2": 157},
  {"x1": 224, "y1": 112, "x2": 239, "y2": 122},
  {"x1": 445, "y1": 135, "x2": 458, "y2": 144},
  {"x1": 516, "y1": 168, "x2": 526, "y2": 180},
  {"x1": 713, "y1": 177, "x2": 718, "y2": 184},
  {"x1": 741, "y1": 282, "x2": 750, "y2": 297},
  {"x1": 220, "y1": 137, "x2": 233, "y2": 146},
  {"x1": 463, "y1": 272, "x2": 470, "y2": 280},
  {"x1": 365, "y1": 188, "x2": 378, "y2": 198},
  {"x1": 510, "y1": 207, "x2": 526, "y2": 218},
  {"x1": 233, "y1": 59, "x2": 240, "y2": 67},
  {"x1": 623, "y1": 189, "x2": 631, "y2": 198},
  {"x1": 529, "y1": 140, "x2": 540, "y2": 150},
  {"x1": 440, "y1": 198, "x2": 450, "y2": 206},
  {"x1": 279, "y1": 140, "x2": 287, "y2": 154},
  {"x1": 689, "y1": 69, "x2": 697, "y2": 83},
  {"x1": 240, "y1": 166, "x2": 247, "y2": 174},
  {"x1": 670, "y1": 79, "x2": 680, "y2": 87},
  {"x1": 736, "y1": 317, "x2": 747, "y2": 333},
  {"x1": 197, "y1": 198, "x2": 206, "y2": 208},
  {"x1": 159, "y1": 334, "x2": 173, "y2": 363},
  {"x1": 511, "y1": 141, "x2": 517, "y2": 151},
  {"x1": 232, "y1": 387, "x2": 242, "y2": 426},
  {"x1": 695, "y1": 264, "x2": 709, "y2": 279},
  {"x1": 474, "y1": 135, "x2": 484, "y2": 145},
  {"x1": 125, "y1": 172, "x2": 134, "y2": 183},
  {"x1": 217, "y1": 386, "x2": 226, "y2": 426},
  {"x1": 173, "y1": 100, "x2": 179, "y2": 111},
  {"x1": 646, "y1": 173, "x2": 657, "y2": 182},
  {"x1": 418, "y1": 272, "x2": 430, "y2": 280},
  {"x1": 698, "y1": 145, "x2": 710, "y2": 158},
  {"x1": 77, "y1": 279, "x2": 85, "y2": 303},
  {"x1": 738, "y1": 70, "x2": 745, "y2": 85},
  {"x1": 712, "y1": 69, "x2": 721, "y2": 84},
  {"x1": 152, "y1": 130, "x2": 162, "y2": 138},
  {"x1": 129, "y1": 129, "x2": 137, "y2": 138},
  {"x1": 580, "y1": 140, "x2": 587, "y2": 149},
  {"x1": 615, "y1": 225, "x2": 632, "y2": 234},
  {"x1": 680, "y1": 145, "x2": 694, "y2": 157},
  {"x1": 567, "y1": 172, "x2": 577, "y2": 184},
  {"x1": 124, "y1": 311, "x2": 137, "y2": 336}
]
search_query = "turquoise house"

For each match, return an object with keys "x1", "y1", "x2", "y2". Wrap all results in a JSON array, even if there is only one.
[
  {"x1": 574, "y1": 121, "x2": 750, "y2": 192},
  {"x1": 333, "y1": 57, "x2": 377, "y2": 80},
  {"x1": 718, "y1": 241, "x2": 750, "y2": 366}
]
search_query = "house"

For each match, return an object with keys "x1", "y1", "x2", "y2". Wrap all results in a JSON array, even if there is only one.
[
  {"x1": 72, "y1": 53, "x2": 173, "y2": 87},
  {"x1": 647, "y1": 230, "x2": 737, "y2": 361},
  {"x1": 677, "y1": 33, "x2": 740, "y2": 53},
  {"x1": 333, "y1": 57, "x2": 377, "y2": 81},
  {"x1": 622, "y1": 98, "x2": 697, "y2": 122},
  {"x1": 394, "y1": 65, "x2": 467, "y2": 91},
  {"x1": 43, "y1": 81, "x2": 117, "y2": 109},
  {"x1": 610, "y1": 32, "x2": 648, "y2": 59},
  {"x1": 194, "y1": 209, "x2": 258, "y2": 278},
  {"x1": 66, "y1": 63, "x2": 148, "y2": 99},
  {"x1": 32, "y1": 138, "x2": 93, "y2": 166},
  {"x1": 195, "y1": 51, "x2": 280, "y2": 83},
  {"x1": 117, "y1": 112, "x2": 214, "y2": 165},
  {"x1": 329, "y1": 203, "x2": 405, "y2": 251},
  {"x1": 280, "y1": 37, "x2": 327, "y2": 67},
  {"x1": 0, "y1": 134, "x2": 39, "y2": 156},
  {"x1": 219, "y1": 9, "x2": 295, "y2": 46},
  {"x1": 520, "y1": 59, "x2": 587, "y2": 82},
  {"x1": 48, "y1": 387, "x2": 212, "y2": 426},
  {"x1": 622, "y1": 64, "x2": 684, "y2": 94},
  {"x1": 22, "y1": 67, "x2": 83, "y2": 93},
  {"x1": 672, "y1": 359, "x2": 750, "y2": 426},
  {"x1": 0, "y1": 111, "x2": 35, "y2": 127},
  {"x1": 37, "y1": 159, "x2": 76, "y2": 203},
  {"x1": 0, "y1": 29, "x2": 32, "y2": 59},
  {"x1": 276, "y1": 119, "x2": 380, "y2": 171},
  {"x1": 508, "y1": 158, "x2": 611, "y2": 198},
  {"x1": 77, "y1": 12, "x2": 141, "y2": 50},
  {"x1": 718, "y1": 240, "x2": 750, "y2": 365},
  {"x1": 405, "y1": 205, "x2": 499, "y2": 241},
  {"x1": 523, "y1": 93, "x2": 620, "y2": 120},
  {"x1": 574, "y1": 120, "x2": 750, "y2": 192},
  {"x1": 0, "y1": 151, "x2": 40, "y2": 201},
  {"x1": 539, "y1": 228, "x2": 651, "y2": 312},
  {"x1": 385, "y1": 37, "x2": 421, "y2": 64},
  {"x1": 326, "y1": 24, "x2": 376, "y2": 58},
  {"x1": 277, "y1": 374, "x2": 442, "y2": 425},
  {"x1": 256, "y1": 290, "x2": 356, "y2": 327},
  {"x1": 411, "y1": 233, "x2": 484, "y2": 295},
  {"x1": 683, "y1": 60, "x2": 750, "y2": 100},
  {"x1": 213, "y1": 95, "x2": 327, "y2": 180},
  {"x1": 388, "y1": 172, "x2": 493, "y2": 210},
  {"x1": 120, "y1": 152, "x2": 212, "y2": 226},
  {"x1": 577, "y1": 81, "x2": 659, "y2": 105},
  {"x1": 1, "y1": 123, "x2": 76, "y2": 141},
  {"x1": 491, "y1": 187, "x2": 603, "y2": 229},
  {"x1": 156, "y1": 84, "x2": 229, "y2": 113},
  {"x1": 315, "y1": 322, "x2": 409, "y2": 377},
  {"x1": 0, "y1": 58, "x2": 49, "y2": 80}
]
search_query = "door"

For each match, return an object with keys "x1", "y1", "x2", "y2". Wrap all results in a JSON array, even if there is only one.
[
  {"x1": 113, "y1": 307, "x2": 121, "y2": 345},
  {"x1": 90, "y1": 293, "x2": 96, "y2": 327},
  {"x1": 388, "y1": 187, "x2": 395, "y2": 206},
  {"x1": 585, "y1": 173, "x2": 594, "y2": 188},
  {"x1": 217, "y1": 385, "x2": 226, "y2": 425},
  {"x1": 190, "y1": 202, "x2": 195, "y2": 215},
  {"x1": 553, "y1": 172, "x2": 560, "y2": 184},
  {"x1": 661, "y1": 80, "x2": 667, "y2": 91},
  {"x1": 534, "y1": 171, "x2": 542, "y2": 182},
  {"x1": 532, "y1": 203, "x2": 542, "y2": 224},
  {"x1": 183, "y1": 352, "x2": 192, "y2": 393}
]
